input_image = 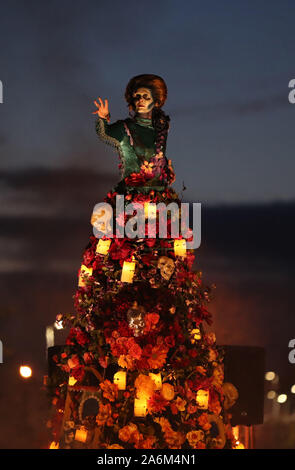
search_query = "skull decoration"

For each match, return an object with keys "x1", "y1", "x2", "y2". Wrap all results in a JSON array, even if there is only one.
[
  {"x1": 91, "y1": 203, "x2": 113, "y2": 236},
  {"x1": 207, "y1": 414, "x2": 226, "y2": 449},
  {"x1": 157, "y1": 256, "x2": 175, "y2": 281},
  {"x1": 222, "y1": 382, "x2": 239, "y2": 410},
  {"x1": 127, "y1": 301, "x2": 146, "y2": 337}
]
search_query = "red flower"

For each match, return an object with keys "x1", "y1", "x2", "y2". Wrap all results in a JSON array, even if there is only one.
[
  {"x1": 75, "y1": 328, "x2": 90, "y2": 346},
  {"x1": 125, "y1": 173, "x2": 146, "y2": 186},
  {"x1": 109, "y1": 238, "x2": 134, "y2": 262},
  {"x1": 71, "y1": 365, "x2": 85, "y2": 382},
  {"x1": 164, "y1": 335, "x2": 175, "y2": 348},
  {"x1": 147, "y1": 392, "x2": 169, "y2": 413}
]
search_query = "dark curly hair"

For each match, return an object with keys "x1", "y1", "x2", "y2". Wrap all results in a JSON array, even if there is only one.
[{"x1": 125, "y1": 74, "x2": 170, "y2": 155}]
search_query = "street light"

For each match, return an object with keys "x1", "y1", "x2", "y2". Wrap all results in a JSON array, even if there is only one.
[{"x1": 19, "y1": 365, "x2": 32, "y2": 379}]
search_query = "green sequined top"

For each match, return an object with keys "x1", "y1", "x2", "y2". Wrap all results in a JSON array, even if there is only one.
[{"x1": 95, "y1": 114, "x2": 174, "y2": 194}]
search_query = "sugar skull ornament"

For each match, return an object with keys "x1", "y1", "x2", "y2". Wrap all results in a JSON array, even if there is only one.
[
  {"x1": 222, "y1": 382, "x2": 239, "y2": 410},
  {"x1": 91, "y1": 203, "x2": 113, "y2": 236},
  {"x1": 127, "y1": 301, "x2": 146, "y2": 336},
  {"x1": 157, "y1": 256, "x2": 175, "y2": 281}
]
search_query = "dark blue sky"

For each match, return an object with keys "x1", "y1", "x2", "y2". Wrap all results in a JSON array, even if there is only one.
[{"x1": 0, "y1": 0, "x2": 295, "y2": 205}]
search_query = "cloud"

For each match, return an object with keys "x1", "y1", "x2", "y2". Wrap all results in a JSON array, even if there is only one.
[{"x1": 170, "y1": 91, "x2": 289, "y2": 119}]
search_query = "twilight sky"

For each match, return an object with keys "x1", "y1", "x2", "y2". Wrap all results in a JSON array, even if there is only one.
[
  {"x1": 1, "y1": 2, "x2": 295, "y2": 448},
  {"x1": 0, "y1": 0, "x2": 295, "y2": 205}
]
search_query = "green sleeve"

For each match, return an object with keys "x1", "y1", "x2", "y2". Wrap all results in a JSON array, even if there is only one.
[{"x1": 95, "y1": 116, "x2": 125, "y2": 150}]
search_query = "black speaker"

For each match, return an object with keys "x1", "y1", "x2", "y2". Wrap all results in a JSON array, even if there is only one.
[{"x1": 221, "y1": 345, "x2": 265, "y2": 426}]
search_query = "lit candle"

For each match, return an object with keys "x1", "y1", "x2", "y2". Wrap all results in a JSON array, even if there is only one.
[
  {"x1": 134, "y1": 397, "x2": 148, "y2": 417},
  {"x1": 234, "y1": 441, "x2": 245, "y2": 449},
  {"x1": 149, "y1": 372, "x2": 162, "y2": 390},
  {"x1": 78, "y1": 264, "x2": 93, "y2": 287},
  {"x1": 75, "y1": 426, "x2": 88, "y2": 443},
  {"x1": 174, "y1": 239, "x2": 187, "y2": 257},
  {"x1": 190, "y1": 328, "x2": 201, "y2": 343},
  {"x1": 96, "y1": 239, "x2": 111, "y2": 255},
  {"x1": 121, "y1": 260, "x2": 136, "y2": 283},
  {"x1": 113, "y1": 371, "x2": 127, "y2": 390},
  {"x1": 68, "y1": 376, "x2": 77, "y2": 386},
  {"x1": 196, "y1": 389, "x2": 209, "y2": 409},
  {"x1": 144, "y1": 202, "x2": 157, "y2": 219},
  {"x1": 49, "y1": 441, "x2": 59, "y2": 449}
]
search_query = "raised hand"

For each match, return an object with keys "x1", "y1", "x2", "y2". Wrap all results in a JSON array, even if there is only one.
[{"x1": 92, "y1": 97, "x2": 109, "y2": 119}]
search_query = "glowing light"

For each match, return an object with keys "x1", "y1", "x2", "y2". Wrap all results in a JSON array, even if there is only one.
[
  {"x1": 19, "y1": 365, "x2": 32, "y2": 378},
  {"x1": 277, "y1": 394, "x2": 287, "y2": 404},
  {"x1": 54, "y1": 320, "x2": 64, "y2": 330},
  {"x1": 265, "y1": 371, "x2": 276, "y2": 381},
  {"x1": 68, "y1": 376, "x2": 77, "y2": 386},
  {"x1": 46, "y1": 325, "x2": 54, "y2": 348},
  {"x1": 113, "y1": 371, "x2": 127, "y2": 390},
  {"x1": 96, "y1": 239, "x2": 111, "y2": 255},
  {"x1": 121, "y1": 260, "x2": 136, "y2": 283},
  {"x1": 134, "y1": 397, "x2": 148, "y2": 417},
  {"x1": 291, "y1": 385, "x2": 295, "y2": 394},
  {"x1": 49, "y1": 441, "x2": 59, "y2": 449},
  {"x1": 174, "y1": 239, "x2": 187, "y2": 257},
  {"x1": 267, "y1": 391, "x2": 276, "y2": 399}
]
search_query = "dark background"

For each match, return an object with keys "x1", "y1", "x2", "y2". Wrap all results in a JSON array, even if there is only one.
[{"x1": 0, "y1": 0, "x2": 295, "y2": 448}]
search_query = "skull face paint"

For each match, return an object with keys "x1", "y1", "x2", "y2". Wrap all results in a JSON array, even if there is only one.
[
  {"x1": 157, "y1": 256, "x2": 175, "y2": 281},
  {"x1": 132, "y1": 87, "x2": 155, "y2": 115}
]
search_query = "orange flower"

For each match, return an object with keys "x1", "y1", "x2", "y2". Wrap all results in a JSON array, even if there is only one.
[
  {"x1": 119, "y1": 423, "x2": 142, "y2": 445},
  {"x1": 174, "y1": 396, "x2": 187, "y2": 412},
  {"x1": 187, "y1": 402, "x2": 198, "y2": 414},
  {"x1": 148, "y1": 344, "x2": 168, "y2": 369},
  {"x1": 212, "y1": 364, "x2": 224, "y2": 387},
  {"x1": 164, "y1": 429, "x2": 186, "y2": 449},
  {"x1": 96, "y1": 402, "x2": 112, "y2": 426},
  {"x1": 197, "y1": 413, "x2": 212, "y2": 431},
  {"x1": 135, "y1": 374, "x2": 156, "y2": 400},
  {"x1": 118, "y1": 354, "x2": 135, "y2": 370},
  {"x1": 209, "y1": 394, "x2": 222, "y2": 415},
  {"x1": 127, "y1": 338, "x2": 143, "y2": 360},
  {"x1": 107, "y1": 444, "x2": 124, "y2": 449},
  {"x1": 161, "y1": 383, "x2": 175, "y2": 401},
  {"x1": 154, "y1": 417, "x2": 185, "y2": 449},
  {"x1": 100, "y1": 379, "x2": 118, "y2": 402},
  {"x1": 186, "y1": 430, "x2": 205, "y2": 448},
  {"x1": 147, "y1": 392, "x2": 169, "y2": 414},
  {"x1": 135, "y1": 436, "x2": 157, "y2": 449},
  {"x1": 196, "y1": 366, "x2": 207, "y2": 375},
  {"x1": 144, "y1": 313, "x2": 160, "y2": 332}
]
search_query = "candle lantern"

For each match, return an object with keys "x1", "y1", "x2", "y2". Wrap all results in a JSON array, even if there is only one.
[
  {"x1": 78, "y1": 264, "x2": 93, "y2": 287},
  {"x1": 49, "y1": 441, "x2": 59, "y2": 449},
  {"x1": 121, "y1": 259, "x2": 136, "y2": 283},
  {"x1": 174, "y1": 239, "x2": 187, "y2": 257},
  {"x1": 190, "y1": 327, "x2": 201, "y2": 343},
  {"x1": 68, "y1": 376, "x2": 77, "y2": 386},
  {"x1": 234, "y1": 441, "x2": 245, "y2": 449},
  {"x1": 96, "y1": 239, "x2": 111, "y2": 255},
  {"x1": 149, "y1": 372, "x2": 162, "y2": 390},
  {"x1": 75, "y1": 426, "x2": 88, "y2": 443},
  {"x1": 113, "y1": 371, "x2": 127, "y2": 390},
  {"x1": 196, "y1": 389, "x2": 209, "y2": 409},
  {"x1": 144, "y1": 202, "x2": 157, "y2": 219},
  {"x1": 134, "y1": 397, "x2": 148, "y2": 417}
]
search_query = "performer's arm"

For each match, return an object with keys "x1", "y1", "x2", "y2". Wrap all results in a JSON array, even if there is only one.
[{"x1": 93, "y1": 97, "x2": 124, "y2": 148}]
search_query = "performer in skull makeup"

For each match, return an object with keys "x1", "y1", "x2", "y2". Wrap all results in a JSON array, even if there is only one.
[
  {"x1": 93, "y1": 74, "x2": 175, "y2": 195},
  {"x1": 49, "y1": 74, "x2": 235, "y2": 450}
]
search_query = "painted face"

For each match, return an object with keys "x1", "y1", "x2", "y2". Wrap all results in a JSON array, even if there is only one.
[{"x1": 132, "y1": 87, "x2": 155, "y2": 114}]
